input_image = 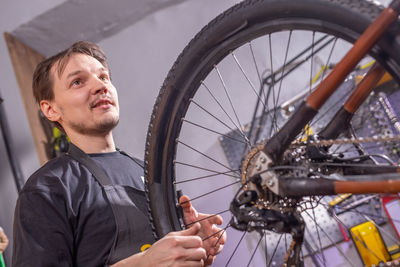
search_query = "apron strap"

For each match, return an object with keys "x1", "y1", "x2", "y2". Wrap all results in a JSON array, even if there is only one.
[
  {"x1": 66, "y1": 143, "x2": 155, "y2": 264},
  {"x1": 66, "y1": 143, "x2": 112, "y2": 186},
  {"x1": 116, "y1": 148, "x2": 144, "y2": 170}
]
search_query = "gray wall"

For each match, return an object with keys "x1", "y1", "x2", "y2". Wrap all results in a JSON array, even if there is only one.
[{"x1": 102, "y1": 0, "x2": 241, "y2": 158}]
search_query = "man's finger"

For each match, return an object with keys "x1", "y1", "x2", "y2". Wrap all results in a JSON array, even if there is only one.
[
  {"x1": 198, "y1": 213, "x2": 223, "y2": 226},
  {"x1": 0, "y1": 229, "x2": 8, "y2": 243},
  {"x1": 208, "y1": 242, "x2": 224, "y2": 256},
  {"x1": 169, "y1": 222, "x2": 200, "y2": 238},
  {"x1": 204, "y1": 255, "x2": 215, "y2": 266},
  {"x1": 181, "y1": 247, "x2": 207, "y2": 261},
  {"x1": 179, "y1": 195, "x2": 192, "y2": 210},
  {"x1": 183, "y1": 258, "x2": 205, "y2": 267},
  {"x1": 180, "y1": 222, "x2": 200, "y2": 236}
]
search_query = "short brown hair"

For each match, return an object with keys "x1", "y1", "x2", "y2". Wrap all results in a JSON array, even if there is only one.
[{"x1": 32, "y1": 41, "x2": 110, "y2": 104}]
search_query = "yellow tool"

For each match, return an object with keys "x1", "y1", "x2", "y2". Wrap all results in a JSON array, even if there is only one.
[
  {"x1": 329, "y1": 193, "x2": 352, "y2": 207},
  {"x1": 388, "y1": 244, "x2": 400, "y2": 260},
  {"x1": 350, "y1": 221, "x2": 391, "y2": 267}
]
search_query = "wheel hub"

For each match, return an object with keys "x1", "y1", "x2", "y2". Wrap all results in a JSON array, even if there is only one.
[{"x1": 240, "y1": 143, "x2": 298, "y2": 211}]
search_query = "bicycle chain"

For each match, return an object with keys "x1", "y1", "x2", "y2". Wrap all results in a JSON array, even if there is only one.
[
  {"x1": 283, "y1": 240, "x2": 297, "y2": 267},
  {"x1": 291, "y1": 134, "x2": 400, "y2": 148}
]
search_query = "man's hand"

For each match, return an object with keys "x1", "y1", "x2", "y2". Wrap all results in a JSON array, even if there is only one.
[
  {"x1": 113, "y1": 223, "x2": 207, "y2": 267},
  {"x1": 180, "y1": 195, "x2": 227, "y2": 266},
  {"x1": 142, "y1": 223, "x2": 206, "y2": 266},
  {"x1": 0, "y1": 227, "x2": 9, "y2": 252},
  {"x1": 111, "y1": 196, "x2": 226, "y2": 267}
]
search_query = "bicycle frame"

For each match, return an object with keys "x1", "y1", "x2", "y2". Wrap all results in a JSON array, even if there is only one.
[{"x1": 258, "y1": 0, "x2": 400, "y2": 196}]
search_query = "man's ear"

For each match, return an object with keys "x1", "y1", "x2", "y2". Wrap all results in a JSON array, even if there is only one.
[{"x1": 40, "y1": 100, "x2": 61, "y2": 123}]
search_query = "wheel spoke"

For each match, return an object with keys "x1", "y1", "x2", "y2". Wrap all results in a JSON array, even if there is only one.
[
  {"x1": 267, "y1": 34, "x2": 279, "y2": 136},
  {"x1": 303, "y1": 210, "x2": 356, "y2": 267},
  {"x1": 333, "y1": 207, "x2": 400, "y2": 246},
  {"x1": 231, "y1": 51, "x2": 268, "y2": 110},
  {"x1": 183, "y1": 118, "x2": 247, "y2": 144},
  {"x1": 175, "y1": 170, "x2": 240, "y2": 184},
  {"x1": 267, "y1": 233, "x2": 283, "y2": 267},
  {"x1": 191, "y1": 96, "x2": 250, "y2": 145},
  {"x1": 359, "y1": 214, "x2": 400, "y2": 244},
  {"x1": 304, "y1": 230, "x2": 325, "y2": 267},
  {"x1": 339, "y1": 219, "x2": 387, "y2": 262},
  {"x1": 311, "y1": 203, "x2": 327, "y2": 267},
  {"x1": 309, "y1": 31, "x2": 316, "y2": 95},
  {"x1": 181, "y1": 181, "x2": 241, "y2": 203},
  {"x1": 202, "y1": 227, "x2": 227, "y2": 242},
  {"x1": 308, "y1": 87, "x2": 353, "y2": 130},
  {"x1": 325, "y1": 202, "x2": 400, "y2": 224},
  {"x1": 185, "y1": 209, "x2": 230, "y2": 227},
  {"x1": 174, "y1": 161, "x2": 240, "y2": 179},
  {"x1": 177, "y1": 140, "x2": 239, "y2": 173},
  {"x1": 225, "y1": 230, "x2": 247, "y2": 267},
  {"x1": 249, "y1": 41, "x2": 264, "y2": 98},
  {"x1": 320, "y1": 38, "x2": 338, "y2": 81},
  {"x1": 246, "y1": 233, "x2": 264, "y2": 267},
  {"x1": 272, "y1": 31, "x2": 293, "y2": 134},
  {"x1": 214, "y1": 65, "x2": 248, "y2": 143}
]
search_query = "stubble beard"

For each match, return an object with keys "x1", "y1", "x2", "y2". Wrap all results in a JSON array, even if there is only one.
[{"x1": 69, "y1": 114, "x2": 120, "y2": 136}]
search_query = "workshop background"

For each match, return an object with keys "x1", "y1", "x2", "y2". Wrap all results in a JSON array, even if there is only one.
[{"x1": 0, "y1": 0, "x2": 393, "y2": 265}]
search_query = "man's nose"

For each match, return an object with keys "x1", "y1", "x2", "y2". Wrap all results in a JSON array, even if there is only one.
[{"x1": 91, "y1": 77, "x2": 108, "y2": 95}]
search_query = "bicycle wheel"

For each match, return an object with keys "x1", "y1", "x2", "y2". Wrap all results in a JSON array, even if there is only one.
[{"x1": 145, "y1": 0, "x2": 400, "y2": 266}]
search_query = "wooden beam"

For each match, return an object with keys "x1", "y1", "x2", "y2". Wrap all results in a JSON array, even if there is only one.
[{"x1": 4, "y1": 32, "x2": 49, "y2": 165}]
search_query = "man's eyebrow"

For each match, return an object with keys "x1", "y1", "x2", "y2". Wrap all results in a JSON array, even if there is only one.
[
  {"x1": 66, "y1": 70, "x2": 82, "y2": 79},
  {"x1": 65, "y1": 67, "x2": 109, "y2": 79},
  {"x1": 99, "y1": 67, "x2": 109, "y2": 74}
]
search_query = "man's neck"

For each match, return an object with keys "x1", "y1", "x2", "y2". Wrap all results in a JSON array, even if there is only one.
[{"x1": 67, "y1": 131, "x2": 116, "y2": 154}]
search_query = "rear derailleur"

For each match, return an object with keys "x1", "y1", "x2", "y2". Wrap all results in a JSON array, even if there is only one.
[{"x1": 230, "y1": 189, "x2": 305, "y2": 267}]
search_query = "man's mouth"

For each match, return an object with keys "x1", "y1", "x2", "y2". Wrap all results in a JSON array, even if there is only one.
[{"x1": 90, "y1": 98, "x2": 114, "y2": 109}]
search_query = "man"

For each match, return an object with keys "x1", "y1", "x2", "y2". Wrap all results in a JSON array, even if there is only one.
[
  {"x1": 0, "y1": 227, "x2": 8, "y2": 253},
  {"x1": 0, "y1": 227, "x2": 8, "y2": 267},
  {"x1": 13, "y1": 41, "x2": 225, "y2": 266}
]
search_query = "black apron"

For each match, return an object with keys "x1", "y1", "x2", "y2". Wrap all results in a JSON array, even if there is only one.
[{"x1": 67, "y1": 143, "x2": 156, "y2": 265}]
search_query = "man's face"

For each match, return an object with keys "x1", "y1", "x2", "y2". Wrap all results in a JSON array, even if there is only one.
[{"x1": 45, "y1": 53, "x2": 119, "y2": 136}]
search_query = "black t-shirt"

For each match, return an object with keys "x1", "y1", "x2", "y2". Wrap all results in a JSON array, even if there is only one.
[{"x1": 12, "y1": 151, "x2": 146, "y2": 267}]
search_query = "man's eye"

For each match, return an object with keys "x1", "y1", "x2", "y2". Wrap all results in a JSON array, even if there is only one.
[
  {"x1": 100, "y1": 75, "x2": 109, "y2": 81},
  {"x1": 72, "y1": 80, "x2": 81, "y2": 86}
]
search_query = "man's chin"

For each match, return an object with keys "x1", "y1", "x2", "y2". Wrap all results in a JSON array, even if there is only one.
[
  {"x1": 69, "y1": 117, "x2": 119, "y2": 136},
  {"x1": 96, "y1": 117, "x2": 119, "y2": 133}
]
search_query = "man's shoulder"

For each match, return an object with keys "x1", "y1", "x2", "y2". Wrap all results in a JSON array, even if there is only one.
[
  {"x1": 23, "y1": 153, "x2": 85, "y2": 193},
  {"x1": 31, "y1": 153, "x2": 75, "y2": 176}
]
